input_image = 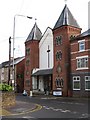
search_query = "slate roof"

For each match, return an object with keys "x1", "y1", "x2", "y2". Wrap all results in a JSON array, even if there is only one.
[
  {"x1": 77, "y1": 29, "x2": 90, "y2": 38},
  {"x1": 0, "y1": 61, "x2": 9, "y2": 68},
  {"x1": 0, "y1": 56, "x2": 25, "y2": 68},
  {"x1": 9, "y1": 56, "x2": 25, "y2": 66},
  {"x1": 32, "y1": 68, "x2": 53, "y2": 76},
  {"x1": 26, "y1": 22, "x2": 42, "y2": 41},
  {"x1": 53, "y1": 4, "x2": 80, "y2": 29}
]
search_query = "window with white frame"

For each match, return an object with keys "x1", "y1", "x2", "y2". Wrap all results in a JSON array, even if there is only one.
[
  {"x1": 2, "y1": 68, "x2": 4, "y2": 73},
  {"x1": 77, "y1": 57, "x2": 88, "y2": 69},
  {"x1": 1, "y1": 74, "x2": 4, "y2": 80},
  {"x1": 73, "y1": 76, "x2": 80, "y2": 90},
  {"x1": 85, "y1": 76, "x2": 90, "y2": 91},
  {"x1": 79, "y1": 40, "x2": 85, "y2": 52},
  {"x1": 10, "y1": 74, "x2": 13, "y2": 79}
]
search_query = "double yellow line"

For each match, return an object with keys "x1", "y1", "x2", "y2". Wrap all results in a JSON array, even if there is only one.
[{"x1": 1, "y1": 104, "x2": 42, "y2": 116}]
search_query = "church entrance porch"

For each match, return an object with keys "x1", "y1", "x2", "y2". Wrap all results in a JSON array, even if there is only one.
[
  {"x1": 43, "y1": 76, "x2": 52, "y2": 95},
  {"x1": 32, "y1": 68, "x2": 53, "y2": 95}
]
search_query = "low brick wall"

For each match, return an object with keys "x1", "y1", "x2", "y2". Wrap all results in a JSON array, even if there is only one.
[{"x1": 1, "y1": 91, "x2": 16, "y2": 108}]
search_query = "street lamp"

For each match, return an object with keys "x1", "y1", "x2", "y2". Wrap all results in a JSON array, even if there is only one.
[{"x1": 12, "y1": 14, "x2": 36, "y2": 91}]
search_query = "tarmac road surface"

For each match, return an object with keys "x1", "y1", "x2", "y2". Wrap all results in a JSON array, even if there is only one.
[{"x1": 2, "y1": 94, "x2": 90, "y2": 119}]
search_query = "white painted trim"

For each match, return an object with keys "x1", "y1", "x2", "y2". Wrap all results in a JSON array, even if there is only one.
[
  {"x1": 78, "y1": 39, "x2": 85, "y2": 43},
  {"x1": 71, "y1": 49, "x2": 90, "y2": 55},
  {"x1": 76, "y1": 67, "x2": 89, "y2": 70},
  {"x1": 73, "y1": 76, "x2": 81, "y2": 91},
  {"x1": 70, "y1": 43, "x2": 77, "y2": 46},
  {"x1": 78, "y1": 50, "x2": 85, "y2": 53},
  {"x1": 71, "y1": 58, "x2": 76, "y2": 61},
  {"x1": 71, "y1": 39, "x2": 90, "y2": 46},
  {"x1": 73, "y1": 89, "x2": 80, "y2": 91},
  {"x1": 85, "y1": 76, "x2": 90, "y2": 91},
  {"x1": 71, "y1": 51, "x2": 78, "y2": 54},
  {"x1": 76, "y1": 55, "x2": 88, "y2": 59},
  {"x1": 85, "y1": 89, "x2": 90, "y2": 91}
]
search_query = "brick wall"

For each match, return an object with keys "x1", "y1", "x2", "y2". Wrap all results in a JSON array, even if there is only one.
[
  {"x1": 24, "y1": 40, "x2": 39, "y2": 94},
  {"x1": 70, "y1": 34, "x2": 90, "y2": 97},
  {"x1": 16, "y1": 58, "x2": 25, "y2": 93},
  {"x1": 1, "y1": 91, "x2": 16, "y2": 108},
  {"x1": 53, "y1": 26, "x2": 81, "y2": 97}
]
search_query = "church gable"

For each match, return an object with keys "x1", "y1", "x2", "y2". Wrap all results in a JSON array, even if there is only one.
[
  {"x1": 39, "y1": 27, "x2": 52, "y2": 47},
  {"x1": 39, "y1": 27, "x2": 53, "y2": 69}
]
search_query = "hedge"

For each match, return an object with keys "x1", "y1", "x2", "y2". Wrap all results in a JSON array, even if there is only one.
[{"x1": 0, "y1": 83, "x2": 13, "y2": 91}]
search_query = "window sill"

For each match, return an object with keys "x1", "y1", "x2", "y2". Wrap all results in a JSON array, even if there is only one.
[
  {"x1": 73, "y1": 89, "x2": 80, "y2": 91},
  {"x1": 78, "y1": 50, "x2": 85, "y2": 53},
  {"x1": 85, "y1": 89, "x2": 90, "y2": 91},
  {"x1": 76, "y1": 67, "x2": 89, "y2": 70}
]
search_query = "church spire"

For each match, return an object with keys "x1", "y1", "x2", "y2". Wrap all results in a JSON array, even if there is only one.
[
  {"x1": 53, "y1": 4, "x2": 80, "y2": 29},
  {"x1": 26, "y1": 22, "x2": 42, "y2": 41}
]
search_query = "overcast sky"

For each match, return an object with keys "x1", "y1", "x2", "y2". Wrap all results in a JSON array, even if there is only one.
[{"x1": 0, "y1": 0, "x2": 89, "y2": 63}]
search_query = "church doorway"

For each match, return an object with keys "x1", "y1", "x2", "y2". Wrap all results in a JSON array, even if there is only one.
[
  {"x1": 43, "y1": 75, "x2": 52, "y2": 95},
  {"x1": 32, "y1": 68, "x2": 53, "y2": 95}
]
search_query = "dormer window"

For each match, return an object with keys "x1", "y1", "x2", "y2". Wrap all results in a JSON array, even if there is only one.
[{"x1": 78, "y1": 40, "x2": 85, "y2": 52}]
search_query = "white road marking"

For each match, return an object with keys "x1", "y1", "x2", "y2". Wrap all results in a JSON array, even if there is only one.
[
  {"x1": 22, "y1": 116, "x2": 34, "y2": 118},
  {"x1": 41, "y1": 97, "x2": 57, "y2": 99},
  {"x1": 43, "y1": 106, "x2": 71, "y2": 113},
  {"x1": 61, "y1": 102, "x2": 84, "y2": 105}
]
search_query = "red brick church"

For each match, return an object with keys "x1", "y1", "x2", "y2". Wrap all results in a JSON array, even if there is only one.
[{"x1": 24, "y1": 4, "x2": 90, "y2": 97}]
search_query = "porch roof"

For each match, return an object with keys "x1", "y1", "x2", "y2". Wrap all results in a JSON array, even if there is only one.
[{"x1": 32, "y1": 68, "x2": 53, "y2": 76}]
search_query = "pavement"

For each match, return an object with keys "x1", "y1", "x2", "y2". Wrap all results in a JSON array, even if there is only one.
[{"x1": 0, "y1": 95, "x2": 42, "y2": 117}]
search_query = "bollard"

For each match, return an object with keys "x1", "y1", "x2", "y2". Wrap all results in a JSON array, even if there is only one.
[{"x1": 30, "y1": 91, "x2": 32, "y2": 97}]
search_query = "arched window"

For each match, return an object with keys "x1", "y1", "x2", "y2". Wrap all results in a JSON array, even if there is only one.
[
  {"x1": 56, "y1": 36, "x2": 62, "y2": 45},
  {"x1": 56, "y1": 78, "x2": 60, "y2": 87},
  {"x1": 26, "y1": 58, "x2": 30, "y2": 66},
  {"x1": 61, "y1": 78, "x2": 64, "y2": 87},
  {"x1": 56, "y1": 51, "x2": 62, "y2": 60},
  {"x1": 26, "y1": 48, "x2": 30, "y2": 56},
  {"x1": 56, "y1": 78, "x2": 64, "y2": 88}
]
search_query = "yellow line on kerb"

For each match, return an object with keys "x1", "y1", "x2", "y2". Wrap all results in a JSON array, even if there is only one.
[
  {"x1": 3, "y1": 104, "x2": 42, "y2": 116},
  {"x1": 30, "y1": 104, "x2": 42, "y2": 113}
]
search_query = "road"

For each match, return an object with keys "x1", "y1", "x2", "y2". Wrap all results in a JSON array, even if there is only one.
[{"x1": 2, "y1": 95, "x2": 90, "y2": 120}]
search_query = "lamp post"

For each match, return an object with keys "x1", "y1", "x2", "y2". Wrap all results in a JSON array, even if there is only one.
[
  {"x1": 12, "y1": 14, "x2": 36, "y2": 91},
  {"x1": 8, "y1": 36, "x2": 11, "y2": 85}
]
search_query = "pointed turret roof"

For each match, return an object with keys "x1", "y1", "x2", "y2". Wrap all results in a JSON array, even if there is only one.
[
  {"x1": 53, "y1": 4, "x2": 80, "y2": 29},
  {"x1": 26, "y1": 22, "x2": 42, "y2": 41}
]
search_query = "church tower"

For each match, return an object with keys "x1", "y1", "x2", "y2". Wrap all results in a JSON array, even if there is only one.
[
  {"x1": 53, "y1": 4, "x2": 81, "y2": 97},
  {"x1": 24, "y1": 23, "x2": 42, "y2": 94}
]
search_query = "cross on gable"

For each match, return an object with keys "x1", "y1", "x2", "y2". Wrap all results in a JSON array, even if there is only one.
[
  {"x1": 47, "y1": 45, "x2": 50, "y2": 68},
  {"x1": 47, "y1": 45, "x2": 50, "y2": 53},
  {"x1": 64, "y1": 0, "x2": 68, "y2": 4}
]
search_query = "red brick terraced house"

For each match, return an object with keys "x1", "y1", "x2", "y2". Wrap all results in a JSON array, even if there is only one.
[
  {"x1": 0, "y1": 57, "x2": 25, "y2": 93},
  {"x1": 70, "y1": 29, "x2": 90, "y2": 97}
]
